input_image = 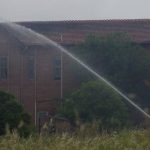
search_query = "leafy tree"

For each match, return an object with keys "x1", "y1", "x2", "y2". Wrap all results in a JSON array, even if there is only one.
[
  {"x1": 59, "y1": 81, "x2": 131, "y2": 130},
  {"x1": 0, "y1": 91, "x2": 32, "y2": 136},
  {"x1": 71, "y1": 33, "x2": 150, "y2": 106}
]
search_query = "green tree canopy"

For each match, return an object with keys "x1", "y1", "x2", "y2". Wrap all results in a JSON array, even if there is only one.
[
  {"x1": 71, "y1": 33, "x2": 150, "y2": 106},
  {"x1": 0, "y1": 91, "x2": 32, "y2": 136},
  {"x1": 59, "y1": 81, "x2": 131, "y2": 130}
]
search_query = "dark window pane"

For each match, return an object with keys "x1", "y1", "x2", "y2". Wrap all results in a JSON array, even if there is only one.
[
  {"x1": 54, "y1": 68, "x2": 61, "y2": 80},
  {"x1": 0, "y1": 56, "x2": 7, "y2": 80},
  {"x1": 53, "y1": 56, "x2": 61, "y2": 80},
  {"x1": 27, "y1": 56, "x2": 35, "y2": 80}
]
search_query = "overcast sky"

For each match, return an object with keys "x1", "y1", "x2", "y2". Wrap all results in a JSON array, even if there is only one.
[{"x1": 0, "y1": 0, "x2": 150, "y2": 22}]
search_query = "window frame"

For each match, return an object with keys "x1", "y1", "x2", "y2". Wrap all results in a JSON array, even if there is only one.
[
  {"x1": 0, "y1": 56, "x2": 8, "y2": 80},
  {"x1": 53, "y1": 56, "x2": 61, "y2": 80},
  {"x1": 27, "y1": 56, "x2": 35, "y2": 80}
]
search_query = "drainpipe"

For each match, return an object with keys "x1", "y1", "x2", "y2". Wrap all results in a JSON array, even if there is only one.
[
  {"x1": 60, "y1": 50, "x2": 63, "y2": 100},
  {"x1": 19, "y1": 48, "x2": 23, "y2": 104},
  {"x1": 34, "y1": 49, "x2": 37, "y2": 126},
  {"x1": 60, "y1": 35, "x2": 63, "y2": 101},
  {"x1": 7, "y1": 47, "x2": 10, "y2": 93},
  {"x1": 20, "y1": 46, "x2": 27, "y2": 104}
]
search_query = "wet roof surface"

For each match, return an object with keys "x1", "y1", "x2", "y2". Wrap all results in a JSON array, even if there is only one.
[{"x1": 2, "y1": 19, "x2": 150, "y2": 46}]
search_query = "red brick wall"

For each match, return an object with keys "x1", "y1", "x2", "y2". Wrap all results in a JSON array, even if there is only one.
[
  {"x1": 0, "y1": 32, "x2": 80, "y2": 125},
  {"x1": 0, "y1": 28, "x2": 67, "y2": 124}
]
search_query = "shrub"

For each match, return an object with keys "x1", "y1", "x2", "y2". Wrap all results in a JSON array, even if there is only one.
[
  {"x1": 0, "y1": 91, "x2": 33, "y2": 136},
  {"x1": 59, "y1": 81, "x2": 131, "y2": 131}
]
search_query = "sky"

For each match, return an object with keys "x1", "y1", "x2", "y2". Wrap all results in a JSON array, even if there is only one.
[{"x1": 0, "y1": 0, "x2": 150, "y2": 22}]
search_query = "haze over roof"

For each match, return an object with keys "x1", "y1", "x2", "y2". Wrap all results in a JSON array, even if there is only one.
[
  {"x1": 1, "y1": 19, "x2": 150, "y2": 46},
  {"x1": 20, "y1": 19, "x2": 150, "y2": 45}
]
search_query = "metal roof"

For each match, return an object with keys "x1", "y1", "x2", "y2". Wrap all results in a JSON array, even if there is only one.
[{"x1": 2, "y1": 19, "x2": 150, "y2": 46}]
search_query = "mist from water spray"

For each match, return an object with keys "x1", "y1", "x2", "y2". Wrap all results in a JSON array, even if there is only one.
[{"x1": 3, "y1": 21, "x2": 150, "y2": 119}]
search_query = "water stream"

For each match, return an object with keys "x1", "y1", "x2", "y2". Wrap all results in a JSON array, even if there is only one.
[{"x1": 3, "y1": 22, "x2": 150, "y2": 119}]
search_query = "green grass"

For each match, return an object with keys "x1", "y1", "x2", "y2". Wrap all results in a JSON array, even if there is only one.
[{"x1": 0, "y1": 130, "x2": 150, "y2": 150}]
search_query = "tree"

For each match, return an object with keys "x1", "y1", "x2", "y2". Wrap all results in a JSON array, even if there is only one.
[
  {"x1": 59, "y1": 81, "x2": 131, "y2": 130},
  {"x1": 0, "y1": 91, "x2": 32, "y2": 136},
  {"x1": 71, "y1": 33, "x2": 150, "y2": 106}
]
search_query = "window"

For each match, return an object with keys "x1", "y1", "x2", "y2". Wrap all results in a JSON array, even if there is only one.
[
  {"x1": 27, "y1": 56, "x2": 35, "y2": 80},
  {"x1": 0, "y1": 56, "x2": 7, "y2": 80},
  {"x1": 53, "y1": 56, "x2": 61, "y2": 80}
]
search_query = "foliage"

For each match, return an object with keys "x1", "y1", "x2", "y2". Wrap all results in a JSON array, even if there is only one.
[
  {"x1": 71, "y1": 33, "x2": 150, "y2": 106},
  {"x1": 0, "y1": 130, "x2": 150, "y2": 150},
  {"x1": 0, "y1": 91, "x2": 32, "y2": 136},
  {"x1": 59, "y1": 80, "x2": 131, "y2": 130}
]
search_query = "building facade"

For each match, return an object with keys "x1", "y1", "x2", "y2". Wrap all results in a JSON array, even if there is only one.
[
  {"x1": 0, "y1": 19, "x2": 150, "y2": 126},
  {"x1": 0, "y1": 24, "x2": 77, "y2": 126}
]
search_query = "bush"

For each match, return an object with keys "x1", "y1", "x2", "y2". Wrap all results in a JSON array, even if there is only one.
[
  {"x1": 72, "y1": 33, "x2": 150, "y2": 106},
  {"x1": 59, "y1": 81, "x2": 131, "y2": 131},
  {"x1": 0, "y1": 91, "x2": 32, "y2": 136}
]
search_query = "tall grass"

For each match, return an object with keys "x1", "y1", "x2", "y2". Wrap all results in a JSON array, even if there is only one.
[{"x1": 0, "y1": 130, "x2": 150, "y2": 150}]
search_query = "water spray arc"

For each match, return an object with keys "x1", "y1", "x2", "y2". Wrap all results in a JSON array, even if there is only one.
[
  {"x1": 49, "y1": 41, "x2": 150, "y2": 120},
  {"x1": 3, "y1": 22, "x2": 150, "y2": 120}
]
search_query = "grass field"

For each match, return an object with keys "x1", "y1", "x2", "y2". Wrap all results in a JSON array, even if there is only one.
[{"x1": 0, "y1": 130, "x2": 150, "y2": 150}]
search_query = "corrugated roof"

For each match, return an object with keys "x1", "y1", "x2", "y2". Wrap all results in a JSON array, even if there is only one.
[{"x1": 2, "y1": 19, "x2": 150, "y2": 46}]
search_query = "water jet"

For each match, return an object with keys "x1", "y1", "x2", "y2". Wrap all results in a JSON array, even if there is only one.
[{"x1": 2, "y1": 21, "x2": 150, "y2": 121}]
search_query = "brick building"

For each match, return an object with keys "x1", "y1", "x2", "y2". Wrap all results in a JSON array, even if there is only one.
[{"x1": 0, "y1": 19, "x2": 150, "y2": 126}]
